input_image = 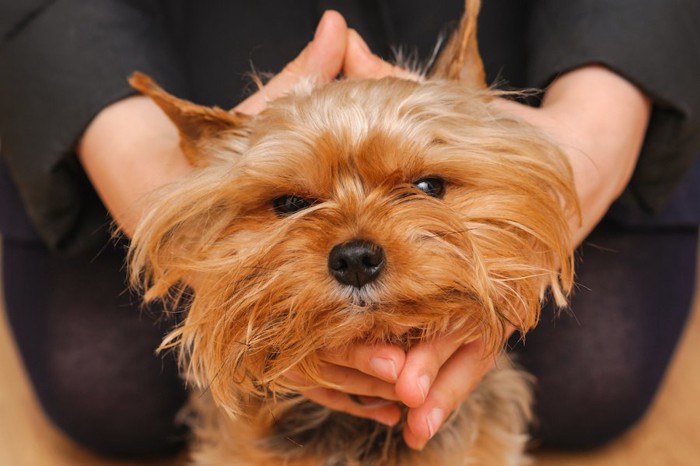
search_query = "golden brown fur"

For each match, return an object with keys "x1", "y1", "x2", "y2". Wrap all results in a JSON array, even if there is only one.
[{"x1": 128, "y1": 1, "x2": 578, "y2": 464}]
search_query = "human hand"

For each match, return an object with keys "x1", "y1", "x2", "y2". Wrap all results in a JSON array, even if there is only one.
[
  {"x1": 234, "y1": 10, "x2": 348, "y2": 114},
  {"x1": 394, "y1": 332, "x2": 501, "y2": 450},
  {"x1": 291, "y1": 332, "x2": 510, "y2": 450},
  {"x1": 290, "y1": 343, "x2": 405, "y2": 426},
  {"x1": 489, "y1": 66, "x2": 651, "y2": 245},
  {"x1": 79, "y1": 10, "x2": 350, "y2": 236}
]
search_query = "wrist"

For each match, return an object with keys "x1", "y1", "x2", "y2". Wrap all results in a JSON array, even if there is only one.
[{"x1": 78, "y1": 96, "x2": 192, "y2": 236}]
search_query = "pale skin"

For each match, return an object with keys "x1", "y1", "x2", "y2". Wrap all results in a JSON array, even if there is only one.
[{"x1": 79, "y1": 10, "x2": 650, "y2": 453}]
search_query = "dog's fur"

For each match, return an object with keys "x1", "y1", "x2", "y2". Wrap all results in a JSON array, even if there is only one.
[{"x1": 128, "y1": 1, "x2": 578, "y2": 464}]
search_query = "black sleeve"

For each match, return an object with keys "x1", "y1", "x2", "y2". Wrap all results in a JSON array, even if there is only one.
[
  {"x1": 527, "y1": 0, "x2": 700, "y2": 214},
  {"x1": 0, "y1": 0, "x2": 186, "y2": 254}
]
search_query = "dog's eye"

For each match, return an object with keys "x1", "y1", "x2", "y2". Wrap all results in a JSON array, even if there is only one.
[
  {"x1": 414, "y1": 177, "x2": 446, "y2": 198},
  {"x1": 272, "y1": 195, "x2": 315, "y2": 215}
]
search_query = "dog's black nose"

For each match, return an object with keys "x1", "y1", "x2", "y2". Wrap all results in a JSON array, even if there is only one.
[{"x1": 328, "y1": 240, "x2": 385, "y2": 288}]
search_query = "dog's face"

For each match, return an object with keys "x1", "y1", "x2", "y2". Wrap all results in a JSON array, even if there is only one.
[
  {"x1": 129, "y1": 76, "x2": 576, "y2": 412},
  {"x1": 129, "y1": 4, "x2": 577, "y2": 414}
]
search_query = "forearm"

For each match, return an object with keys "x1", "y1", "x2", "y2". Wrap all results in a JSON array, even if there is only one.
[
  {"x1": 494, "y1": 65, "x2": 651, "y2": 246},
  {"x1": 77, "y1": 95, "x2": 193, "y2": 237},
  {"x1": 543, "y1": 65, "x2": 651, "y2": 244}
]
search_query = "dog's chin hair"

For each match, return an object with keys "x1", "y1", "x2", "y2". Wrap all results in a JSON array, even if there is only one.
[{"x1": 331, "y1": 284, "x2": 382, "y2": 308}]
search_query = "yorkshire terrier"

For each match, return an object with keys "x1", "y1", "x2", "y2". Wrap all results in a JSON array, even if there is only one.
[{"x1": 128, "y1": 0, "x2": 578, "y2": 464}]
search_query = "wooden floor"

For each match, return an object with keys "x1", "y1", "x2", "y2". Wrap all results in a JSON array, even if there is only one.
[{"x1": 1, "y1": 242, "x2": 699, "y2": 466}]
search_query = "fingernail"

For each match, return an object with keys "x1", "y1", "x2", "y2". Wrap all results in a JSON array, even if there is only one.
[
  {"x1": 374, "y1": 410, "x2": 400, "y2": 427},
  {"x1": 413, "y1": 438, "x2": 429, "y2": 451},
  {"x1": 426, "y1": 408, "x2": 444, "y2": 438},
  {"x1": 370, "y1": 357, "x2": 397, "y2": 382},
  {"x1": 417, "y1": 374, "x2": 431, "y2": 402}
]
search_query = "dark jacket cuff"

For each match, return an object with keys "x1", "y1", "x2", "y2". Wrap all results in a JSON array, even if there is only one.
[{"x1": 527, "y1": 0, "x2": 700, "y2": 214}]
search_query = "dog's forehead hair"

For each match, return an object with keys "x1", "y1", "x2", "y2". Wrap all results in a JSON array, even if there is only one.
[
  {"x1": 238, "y1": 78, "x2": 483, "y2": 197},
  {"x1": 240, "y1": 132, "x2": 424, "y2": 202}
]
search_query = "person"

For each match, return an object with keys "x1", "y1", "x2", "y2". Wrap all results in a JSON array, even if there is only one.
[{"x1": 1, "y1": 0, "x2": 698, "y2": 459}]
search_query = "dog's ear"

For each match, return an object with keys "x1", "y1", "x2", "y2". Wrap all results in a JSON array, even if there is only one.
[
  {"x1": 129, "y1": 72, "x2": 251, "y2": 166},
  {"x1": 430, "y1": 0, "x2": 486, "y2": 89}
]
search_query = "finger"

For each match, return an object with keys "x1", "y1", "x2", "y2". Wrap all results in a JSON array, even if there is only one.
[
  {"x1": 403, "y1": 340, "x2": 496, "y2": 450},
  {"x1": 303, "y1": 387, "x2": 402, "y2": 427},
  {"x1": 318, "y1": 343, "x2": 405, "y2": 383},
  {"x1": 394, "y1": 332, "x2": 469, "y2": 408},
  {"x1": 235, "y1": 10, "x2": 348, "y2": 115},
  {"x1": 343, "y1": 28, "x2": 418, "y2": 80},
  {"x1": 488, "y1": 97, "x2": 538, "y2": 120},
  {"x1": 301, "y1": 363, "x2": 401, "y2": 401}
]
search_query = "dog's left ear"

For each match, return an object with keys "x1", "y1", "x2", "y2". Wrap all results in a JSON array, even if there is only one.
[
  {"x1": 430, "y1": 0, "x2": 486, "y2": 90},
  {"x1": 129, "y1": 72, "x2": 251, "y2": 166}
]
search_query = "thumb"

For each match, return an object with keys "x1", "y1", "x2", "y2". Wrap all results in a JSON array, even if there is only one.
[{"x1": 235, "y1": 10, "x2": 347, "y2": 114}]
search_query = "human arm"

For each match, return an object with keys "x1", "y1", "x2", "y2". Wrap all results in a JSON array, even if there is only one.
[
  {"x1": 78, "y1": 11, "x2": 349, "y2": 237},
  {"x1": 0, "y1": 0, "x2": 187, "y2": 252},
  {"x1": 493, "y1": 65, "x2": 651, "y2": 245},
  {"x1": 0, "y1": 3, "x2": 349, "y2": 247},
  {"x1": 528, "y1": 0, "x2": 700, "y2": 216}
]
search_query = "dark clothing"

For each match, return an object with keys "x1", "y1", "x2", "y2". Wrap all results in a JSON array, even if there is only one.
[
  {"x1": 2, "y1": 236, "x2": 189, "y2": 457},
  {"x1": 0, "y1": 0, "x2": 699, "y2": 458},
  {"x1": 2, "y1": 219, "x2": 696, "y2": 457},
  {"x1": 511, "y1": 222, "x2": 697, "y2": 448},
  {"x1": 0, "y1": 0, "x2": 699, "y2": 254}
]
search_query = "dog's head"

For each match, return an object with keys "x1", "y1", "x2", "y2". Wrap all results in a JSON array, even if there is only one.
[{"x1": 129, "y1": 0, "x2": 577, "y2": 414}]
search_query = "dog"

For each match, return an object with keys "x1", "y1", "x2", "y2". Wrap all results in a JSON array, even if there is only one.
[{"x1": 128, "y1": 1, "x2": 578, "y2": 464}]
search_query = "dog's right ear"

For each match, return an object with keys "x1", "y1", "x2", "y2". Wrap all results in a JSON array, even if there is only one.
[
  {"x1": 129, "y1": 72, "x2": 251, "y2": 166},
  {"x1": 429, "y1": 0, "x2": 486, "y2": 90}
]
